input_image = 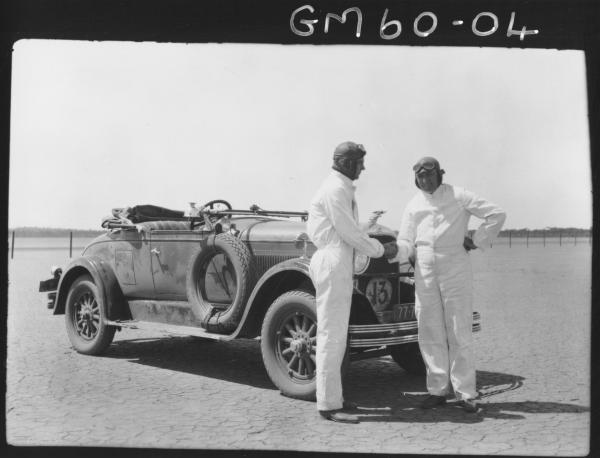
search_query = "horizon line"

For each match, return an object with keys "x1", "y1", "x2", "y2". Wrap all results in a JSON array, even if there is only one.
[{"x1": 7, "y1": 225, "x2": 594, "y2": 233}]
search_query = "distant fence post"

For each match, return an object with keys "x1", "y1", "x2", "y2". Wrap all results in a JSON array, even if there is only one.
[
  {"x1": 69, "y1": 231, "x2": 73, "y2": 257},
  {"x1": 526, "y1": 230, "x2": 529, "y2": 248},
  {"x1": 559, "y1": 231, "x2": 562, "y2": 246},
  {"x1": 509, "y1": 231, "x2": 512, "y2": 248},
  {"x1": 574, "y1": 234, "x2": 577, "y2": 246},
  {"x1": 543, "y1": 231, "x2": 546, "y2": 247},
  {"x1": 11, "y1": 231, "x2": 15, "y2": 259}
]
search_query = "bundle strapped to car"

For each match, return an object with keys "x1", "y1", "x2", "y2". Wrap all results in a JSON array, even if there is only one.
[{"x1": 101, "y1": 205, "x2": 187, "y2": 229}]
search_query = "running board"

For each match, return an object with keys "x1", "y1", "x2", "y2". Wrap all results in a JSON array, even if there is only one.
[
  {"x1": 107, "y1": 313, "x2": 482, "y2": 345},
  {"x1": 105, "y1": 319, "x2": 234, "y2": 341}
]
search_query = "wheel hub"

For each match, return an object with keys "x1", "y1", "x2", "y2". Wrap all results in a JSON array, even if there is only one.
[
  {"x1": 80, "y1": 303, "x2": 93, "y2": 321},
  {"x1": 290, "y1": 331, "x2": 311, "y2": 356}
]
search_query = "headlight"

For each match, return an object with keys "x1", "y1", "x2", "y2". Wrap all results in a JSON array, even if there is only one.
[
  {"x1": 354, "y1": 253, "x2": 370, "y2": 274},
  {"x1": 50, "y1": 266, "x2": 63, "y2": 278}
]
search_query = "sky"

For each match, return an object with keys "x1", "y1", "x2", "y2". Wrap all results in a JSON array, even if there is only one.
[{"x1": 9, "y1": 40, "x2": 592, "y2": 231}]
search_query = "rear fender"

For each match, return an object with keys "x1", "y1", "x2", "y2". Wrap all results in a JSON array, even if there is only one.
[
  {"x1": 53, "y1": 256, "x2": 130, "y2": 320},
  {"x1": 234, "y1": 257, "x2": 313, "y2": 338}
]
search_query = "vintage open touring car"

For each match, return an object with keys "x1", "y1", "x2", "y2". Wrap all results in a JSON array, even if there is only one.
[{"x1": 39, "y1": 200, "x2": 481, "y2": 400}]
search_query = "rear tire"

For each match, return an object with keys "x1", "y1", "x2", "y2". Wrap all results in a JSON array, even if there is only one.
[
  {"x1": 65, "y1": 275, "x2": 115, "y2": 355},
  {"x1": 390, "y1": 343, "x2": 426, "y2": 375}
]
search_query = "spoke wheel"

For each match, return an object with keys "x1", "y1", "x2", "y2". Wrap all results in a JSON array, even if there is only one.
[
  {"x1": 276, "y1": 310, "x2": 317, "y2": 381},
  {"x1": 261, "y1": 290, "x2": 318, "y2": 401},
  {"x1": 65, "y1": 275, "x2": 115, "y2": 355},
  {"x1": 73, "y1": 290, "x2": 101, "y2": 340}
]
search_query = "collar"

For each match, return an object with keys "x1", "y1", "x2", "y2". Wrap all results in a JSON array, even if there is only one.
[
  {"x1": 331, "y1": 170, "x2": 356, "y2": 191},
  {"x1": 420, "y1": 183, "x2": 445, "y2": 199}
]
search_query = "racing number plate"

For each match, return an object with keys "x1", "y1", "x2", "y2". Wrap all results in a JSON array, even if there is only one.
[{"x1": 365, "y1": 277, "x2": 393, "y2": 312}]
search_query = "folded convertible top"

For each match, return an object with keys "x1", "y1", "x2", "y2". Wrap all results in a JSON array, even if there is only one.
[{"x1": 102, "y1": 204, "x2": 185, "y2": 228}]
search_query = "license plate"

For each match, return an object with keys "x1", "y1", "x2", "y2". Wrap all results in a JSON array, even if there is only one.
[
  {"x1": 374, "y1": 303, "x2": 416, "y2": 323},
  {"x1": 392, "y1": 303, "x2": 416, "y2": 321}
]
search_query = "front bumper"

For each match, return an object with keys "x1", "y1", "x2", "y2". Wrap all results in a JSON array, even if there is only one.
[{"x1": 348, "y1": 311, "x2": 481, "y2": 348}]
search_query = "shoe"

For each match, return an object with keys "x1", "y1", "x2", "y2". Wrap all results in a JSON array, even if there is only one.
[
  {"x1": 319, "y1": 409, "x2": 360, "y2": 424},
  {"x1": 421, "y1": 394, "x2": 447, "y2": 409},
  {"x1": 459, "y1": 399, "x2": 479, "y2": 413}
]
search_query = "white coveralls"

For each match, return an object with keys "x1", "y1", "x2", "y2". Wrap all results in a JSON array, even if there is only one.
[
  {"x1": 395, "y1": 184, "x2": 506, "y2": 400},
  {"x1": 307, "y1": 171, "x2": 384, "y2": 411}
]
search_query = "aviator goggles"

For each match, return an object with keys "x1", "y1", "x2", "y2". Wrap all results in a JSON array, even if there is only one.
[{"x1": 413, "y1": 158, "x2": 440, "y2": 174}]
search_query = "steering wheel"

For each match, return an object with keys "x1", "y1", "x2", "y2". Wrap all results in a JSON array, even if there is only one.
[
  {"x1": 200, "y1": 199, "x2": 232, "y2": 212},
  {"x1": 196, "y1": 200, "x2": 233, "y2": 227}
]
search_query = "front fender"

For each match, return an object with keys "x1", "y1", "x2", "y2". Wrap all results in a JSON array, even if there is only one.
[
  {"x1": 251, "y1": 256, "x2": 312, "y2": 295},
  {"x1": 232, "y1": 257, "x2": 313, "y2": 338},
  {"x1": 53, "y1": 256, "x2": 129, "y2": 320}
]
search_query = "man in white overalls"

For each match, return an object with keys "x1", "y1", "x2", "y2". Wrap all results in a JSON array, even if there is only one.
[
  {"x1": 394, "y1": 157, "x2": 506, "y2": 413},
  {"x1": 307, "y1": 141, "x2": 397, "y2": 423}
]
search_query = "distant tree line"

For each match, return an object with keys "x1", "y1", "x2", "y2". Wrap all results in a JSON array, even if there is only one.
[
  {"x1": 497, "y1": 227, "x2": 591, "y2": 238},
  {"x1": 9, "y1": 227, "x2": 105, "y2": 237}
]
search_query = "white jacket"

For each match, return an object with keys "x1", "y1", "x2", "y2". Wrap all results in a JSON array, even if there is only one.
[
  {"x1": 396, "y1": 183, "x2": 506, "y2": 260},
  {"x1": 307, "y1": 171, "x2": 384, "y2": 258}
]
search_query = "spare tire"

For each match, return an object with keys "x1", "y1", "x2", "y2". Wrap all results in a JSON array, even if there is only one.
[{"x1": 186, "y1": 233, "x2": 255, "y2": 333}]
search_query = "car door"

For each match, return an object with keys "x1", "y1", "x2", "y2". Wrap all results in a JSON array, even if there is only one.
[
  {"x1": 110, "y1": 228, "x2": 155, "y2": 298},
  {"x1": 149, "y1": 229, "x2": 204, "y2": 300}
]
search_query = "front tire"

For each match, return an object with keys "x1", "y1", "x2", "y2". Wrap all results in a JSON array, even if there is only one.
[
  {"x1": 65, "y1": 275, "x2": 115, "y2": 355},
  {"x1": 261, "y1": 290, "x2": 318, "y2": 401}
]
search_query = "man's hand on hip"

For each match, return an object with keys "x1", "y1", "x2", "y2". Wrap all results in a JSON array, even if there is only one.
[{"x1": 463, "y1": 236, "x2": 477, "y2": 252}]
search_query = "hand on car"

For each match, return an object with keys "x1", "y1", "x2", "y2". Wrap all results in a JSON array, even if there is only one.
[
  {"x1": 382, "y1": 242, "x2": 399, "y2": 259},
  {"x1": 463, "y1": 236, "x2": 477, "y2": 252}
]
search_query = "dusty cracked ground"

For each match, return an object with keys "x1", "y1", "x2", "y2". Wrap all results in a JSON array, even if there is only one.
[{"x1": 6, "y1": 244, "x2": 591, "y2": 455}]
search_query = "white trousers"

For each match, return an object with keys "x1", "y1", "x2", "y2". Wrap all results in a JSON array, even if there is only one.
[
  {"x1": 309, "y1": 248, "x2": 353, "y2": 411},
  {"x1": 414, "y1": 246, "x2": 477, "y2": 400}
]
